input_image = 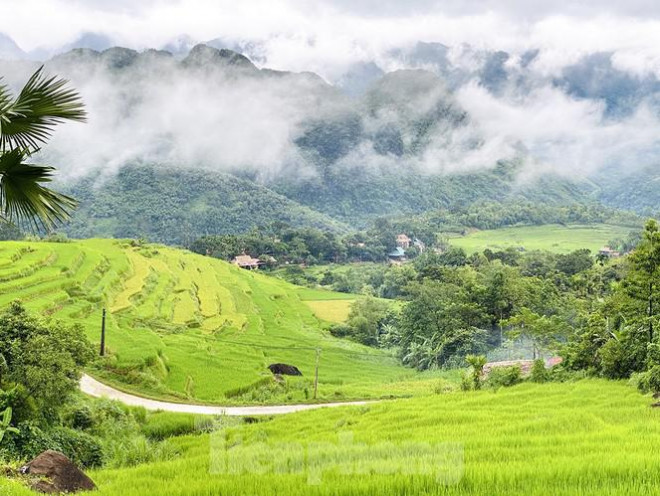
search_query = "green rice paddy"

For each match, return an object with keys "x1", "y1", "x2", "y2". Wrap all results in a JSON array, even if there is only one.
[
  {"x1": 0, "y1": 239, "x2": 409, "y2": 404},
  {"x1": 5, "y1": 379, "x2": 657, "y2": 495},
  {"x1": 303, "y1": 299, "x2": 354, "y2": 323},
  {"x1": 449, "y1": 224, "x2": 632, "y2": 254}
]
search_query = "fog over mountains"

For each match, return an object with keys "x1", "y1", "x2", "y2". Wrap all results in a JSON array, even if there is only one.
[
  {"x1": 0, "y1": 33, "x2": 659, "y2": 240},
  {"x1": 2, "y1": 34, "x2": 660, "y2": 181}
]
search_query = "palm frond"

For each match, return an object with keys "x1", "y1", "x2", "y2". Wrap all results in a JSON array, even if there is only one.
[
  {"x1": 0, "y1": 148, "x2": 77, "y2": 231},
  {"x1": 0, "y1": 67, "x2": 86, "y2": 152},
  {"x1": 0, "y1": 80, "x2": 14, "y2": 121}
]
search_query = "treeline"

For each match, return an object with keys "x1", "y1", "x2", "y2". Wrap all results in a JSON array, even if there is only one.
[
  {"x1": 325, "y1": 246, "x2": 610, "y2": 369},
  {"x1": 309, "y1": 246, "x2": 600, "y2": 297},
  {"x1": 562, "y1": 219, "x2": 660, "y2": 386},
  {"x1": 324, "y1": 220, "x2": 660, "y2": 388},
  {"x1": 189, "y1": 220, "x2": 412, "y2": 265},
  {"x1": 395, "y1": 201, "x2": 641, "y2": 234},
  {"x1": 190, "y1": 202, "x2": 639, "y2": 268}
]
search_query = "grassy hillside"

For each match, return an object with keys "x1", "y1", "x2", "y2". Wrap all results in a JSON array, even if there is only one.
[
  {"x1": 3, "y1": 379, "x2": 655, "y2": 495},
  {"x1": 448, "y1": 223, "x2": 632, "y2": 254},
  {"x1": 0, "y1": 239, "x2": 408, "y2": 403}
]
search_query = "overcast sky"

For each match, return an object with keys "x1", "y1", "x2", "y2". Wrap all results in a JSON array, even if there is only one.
[{"x1": 4, "y1": 0, "x2": 660, "y2": 77}]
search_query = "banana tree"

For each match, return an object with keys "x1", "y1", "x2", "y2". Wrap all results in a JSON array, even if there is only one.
[{"x1": 0, "y1": 407, "x2": 19, "y2": 444}]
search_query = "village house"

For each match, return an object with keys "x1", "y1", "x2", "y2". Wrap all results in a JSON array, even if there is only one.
[
  {"x1": 396, "y1": 234, "x2": 411, "y2": 249},
  {"x1": 388, "y1": 246, "x2": 407, "y2": 263},
  {"x1": 598, "y1": 246, "x2": 621, "y2": 258},
  {"x1": 232, "y1": 254, "x2": 261, "y2": 270}
]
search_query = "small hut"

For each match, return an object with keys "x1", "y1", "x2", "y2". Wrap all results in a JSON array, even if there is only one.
[{"x1": 232, "y1": 254, "x2": 261, "y2": 270}]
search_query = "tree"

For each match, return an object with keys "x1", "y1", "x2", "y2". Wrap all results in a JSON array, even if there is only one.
[
  {"x1": 0, "y1": 302, "x2": 94, "y2": 423},
  {"x1": 505, "y1": 307, "x2": 570, "y2": 359},
  {"x1": 556, "y1": 249, "x2": 594, "y2": 276},
  {"x1": 0, "y1": 67, "x2": 85, "y2": 230},
  {"x1": 481, "y1": 264, "x2": 519, "y2": 335},
  {"x1": 623, "y1": 219, "x2": 660, "y2": 342},
  {"x1": 395, "y1": 281, "x2": 489, "y2": 369},
  {"x1": 344, "y1": 297, "x2": 391, "y2": 346},
  {"x1": 437, "y1": 247, "x2": 468, "y2": 267}
]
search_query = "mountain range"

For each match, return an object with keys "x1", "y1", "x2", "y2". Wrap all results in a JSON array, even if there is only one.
[{"x1": 0, "y1": 41, "x2": 658, "y2": 244}]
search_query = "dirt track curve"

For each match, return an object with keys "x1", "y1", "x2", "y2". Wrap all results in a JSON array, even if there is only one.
[{"x1": 80, "y1": 374, "x2": 371, "y2": 416}]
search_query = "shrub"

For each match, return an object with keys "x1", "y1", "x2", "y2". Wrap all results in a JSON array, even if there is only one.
[
  {"x1": 466, "y1": 355, "x2": 487, "y2": 390},
  {"x1": 460, "y1": 371, "x2": 473, "y2": 392},
  {"x1": 486, "y1": 366, "x2": 523, "y2": 389},
  {"x1": 0, "y1": 423, "x2": 103, "y2": 468},
  {"x1": 633, "y1": 366, "x2": 660, "y2": 394},
  {"x1": 599, "y1": 326, "x2": 648, "y2": 379},
  {"x1": 63, "y1": 405, "x2": 94, "y2": 431},
  {"x1": 530, "y1": 359, "x2": 549, "y2": 383},
  {"x1": 142, "y1": 412, "x2": 211, "y2": 441},
  {"x1": 0, "y1": 422, "x2": 53, "y2": 461},
  {"x1": 328, "y1": 323, "x2": 352, "y2": 338},
  {"x1": 50, "y1": 427, "x2": 104, "y2": 468}
]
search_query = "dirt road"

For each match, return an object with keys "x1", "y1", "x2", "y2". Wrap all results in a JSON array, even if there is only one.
[{"x1": 80, "y1": 374, "x2": 370, "y2": 416}]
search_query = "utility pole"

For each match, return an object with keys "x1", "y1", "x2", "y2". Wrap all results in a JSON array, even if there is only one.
[
  {"x1": 100, "y1": 308, "x2": 106, "y2": 357},
  {"x1": 313, "y1": 348, "x2": 321, "y2": 400}
]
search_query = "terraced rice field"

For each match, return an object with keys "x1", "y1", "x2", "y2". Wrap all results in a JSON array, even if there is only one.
[{"x1": 0, "y1": 239, "x2": 407, "y2": 403}]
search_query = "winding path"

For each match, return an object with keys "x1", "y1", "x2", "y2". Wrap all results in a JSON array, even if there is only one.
[{"x1": 80, "y1": 375, "x2": 370, "y2": 416}]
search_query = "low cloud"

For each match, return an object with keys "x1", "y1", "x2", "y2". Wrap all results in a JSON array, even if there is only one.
[
  {"x1": 5, "y1": 1, "x2": 660, "y2": 80},
  {"x1": 2, "y1": 1, "x2": 660, "y2": 183}
]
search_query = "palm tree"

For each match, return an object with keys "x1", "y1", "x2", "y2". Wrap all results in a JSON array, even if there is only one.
[{"x1": 0, "y1": 67, "x2": 86, "y2": 231}]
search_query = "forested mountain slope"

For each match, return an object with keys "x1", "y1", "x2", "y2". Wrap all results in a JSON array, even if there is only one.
[
  {"x1": 61, "y1": 165, "x2": 347, "y2": 245},
  {"x1": 595, "y1": 164, "x2": 660, "y2": 215}
]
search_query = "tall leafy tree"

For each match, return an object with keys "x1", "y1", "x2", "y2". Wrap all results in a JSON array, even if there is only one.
[
  {"x1": 624, "y1": 219, "x2": 660, "y2": 342},
  {"x1": 396, "y1": 281, "x2": 489, "y2": 369},
  {"x1": 0, "y1": 67, "x2": 85, "y2": 230},
  {"x1": 0, "y1": 301, "x2": 93, "y2": 423},
  {"x1": 505, "y1": 307, "x2": 571, "y2": 359}
]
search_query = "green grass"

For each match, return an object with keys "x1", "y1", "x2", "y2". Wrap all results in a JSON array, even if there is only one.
[
  {"x1": 448, "y1": 223, "x2": 632, "y2": 254},
  {"x1": 0, "y1": 239, "x2": 410, "y2": 404},
  {"x1": 297, "y1": 288, "x2": 357, "y2": 301},
  {"x1": 5, "y1": 379, "x2": 660, "y2": 495},
  {"x1": 304, "y1": 300, "x2": 354, "y2": 323},
  {"x1": 6, "y1": 379, "x2": 654, "y2": 495}
]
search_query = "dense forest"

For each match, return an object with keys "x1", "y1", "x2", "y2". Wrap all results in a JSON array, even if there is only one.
[
  {"x1": 59, "y1": 165, "x2": 347, "y2": 245},
  {"x1": 58, "y1": 162, "x2": 605, "y2": 245}
]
